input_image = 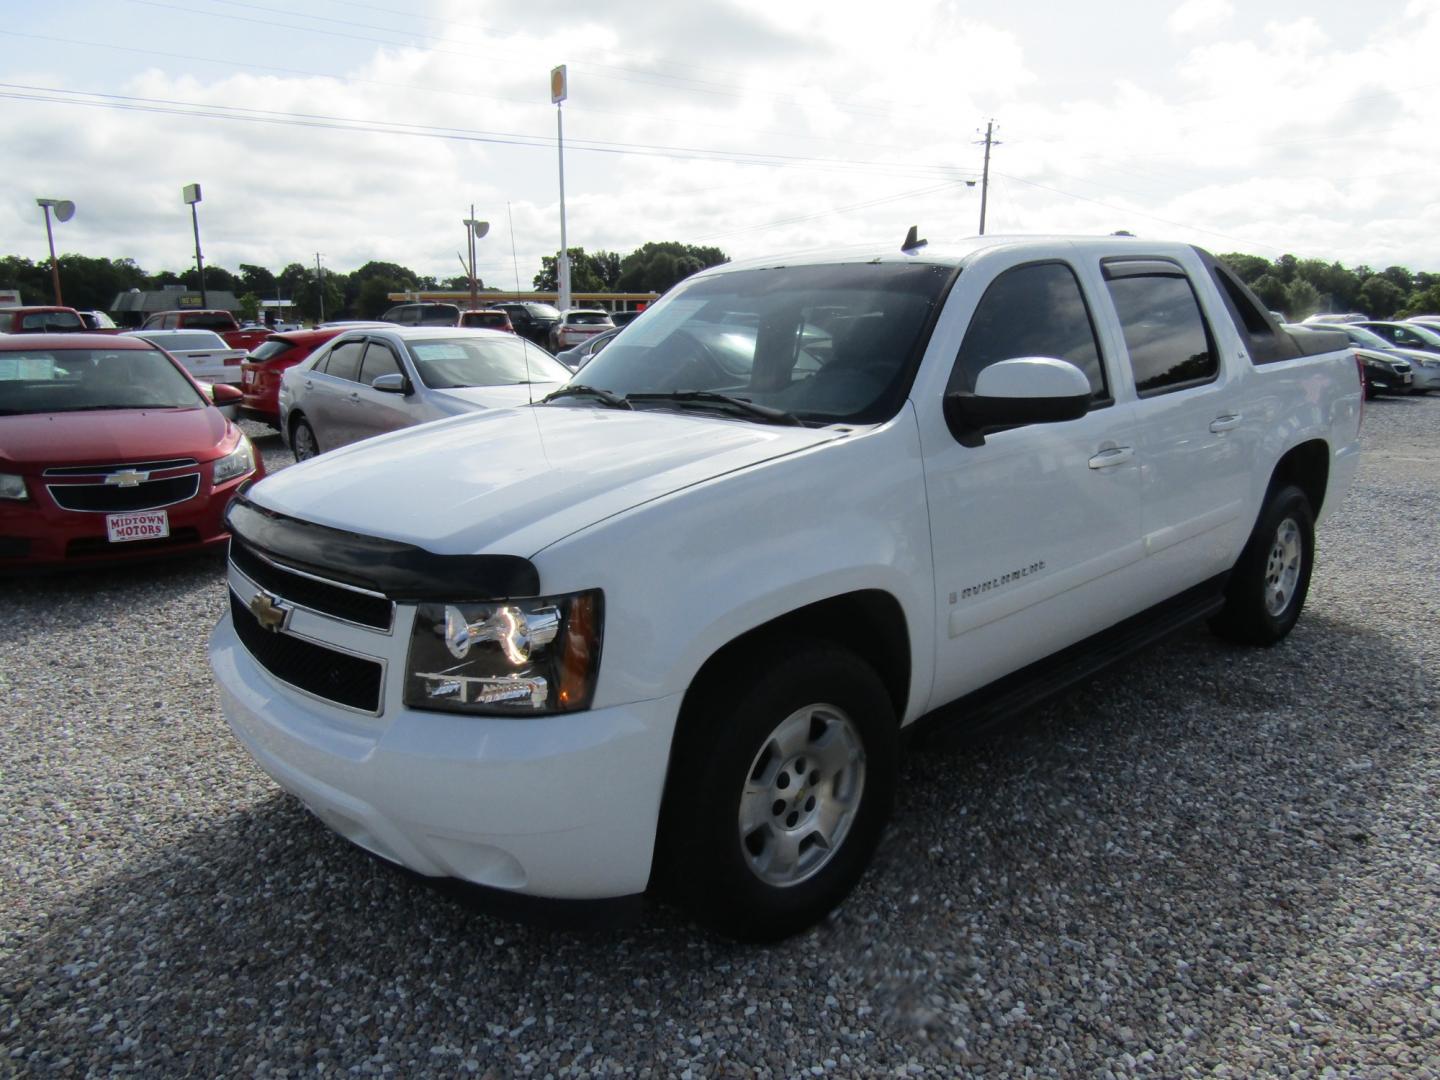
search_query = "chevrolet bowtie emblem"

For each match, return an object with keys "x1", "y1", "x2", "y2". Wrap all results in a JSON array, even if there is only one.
[
  {"x1": 105, "y1": 469, "x2": 149, "y2": 488},
  {"x1": 248, "y1": 590, "x2": 291, "y2": 633}
]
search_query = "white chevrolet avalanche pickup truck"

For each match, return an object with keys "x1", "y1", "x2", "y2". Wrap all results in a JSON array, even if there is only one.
[{"x1": 210, "y1": 235, "x2": 1362, "y2": 939}]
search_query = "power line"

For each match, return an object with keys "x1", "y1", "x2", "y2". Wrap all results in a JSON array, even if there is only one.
[
  {"x1": 0, "y1": 29, "x2": 948, "y2": 159},
  {"x1": 0, "y1": 82, "x2": 973, "y2": 181}
]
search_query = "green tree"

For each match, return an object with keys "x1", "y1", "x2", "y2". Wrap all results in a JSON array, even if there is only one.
[
  {"x1": 1380, "y1": 266, "x2": 1412, "y2": 293},
  {"x1": 181, "y1": 265, "x2": 238, "y2": 295},
  {"x1": 1358, "y1": 276, "x2": 1404, "y2": 319},
  {"x1": 532, "y1": 247, "x2": 617, "y2": 293},
  {"x1": 1249, "y1": 274, "x2": 1288, "y2": 313},
  {"x1": 1283, "y1": 279, "x2": 1321, "y2": 320},
  {"x1": 356, "y1": 276, "x2": 401, "y2": 318},
  {"x1": 1399, "y1": 283, "x2": 1440, "y2": 317},
  {"x1": 238, "y1": 263, "x2": 277, "y2": 298},
  {"x1": 615, "y1": 242, "x2": 728, "y2": 293},
  {"x1": 238, "y1": 292, "x2": 262, "y2": 322},
  {"x1": 1219, "y1": 252, "x2": 1270, "y2": 284}
]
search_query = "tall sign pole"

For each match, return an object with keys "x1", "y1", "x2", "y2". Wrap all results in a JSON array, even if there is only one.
[
  {"x1": 315, "y1": 253, "x2": 325, "y2": 324},
  {"x1": 468, "y1": 202, "x2": 478, "y2": 309},
  {"x1": 551, "y1": 64, "x2": 571, "y2": 312},
  {"x1": 182, "y1": 184, "x2": 207, "y2": 307},
  {"x1": 35, "y1": 197, "x2": 75, "y2": 305}
]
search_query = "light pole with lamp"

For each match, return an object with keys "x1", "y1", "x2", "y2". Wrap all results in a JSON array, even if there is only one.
[
  {"x1": 35, "y1": 197, "x2": 75, "y2": 305},
  {"x1": 463, "y1": 209, "x2": 489, "y2": 310},
  {"x1": 182, "y1": 183, "x2": 207, "y2": 308},
  {"x1": 551, "y1": 64, "x2": 571, "y2": 313}
]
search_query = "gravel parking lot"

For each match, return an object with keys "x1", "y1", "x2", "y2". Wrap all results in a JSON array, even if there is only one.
[{"x1": 3, "y1": 400, "x2": 1438, "y2": 1078}]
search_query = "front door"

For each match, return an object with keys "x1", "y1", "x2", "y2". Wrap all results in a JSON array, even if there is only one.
[{"x1": 917, "y1": 256, "x2": 1145, "y2": 707}]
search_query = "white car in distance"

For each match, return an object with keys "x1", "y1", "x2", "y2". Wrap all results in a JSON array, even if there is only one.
[{"x1": 127, "y1": 329, "x2": 248, "y2": 385}]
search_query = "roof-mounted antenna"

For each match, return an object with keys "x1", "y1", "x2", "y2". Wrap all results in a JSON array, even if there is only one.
[{"x1": 901, "y1": 225, "x2": 927, "y2": 253}]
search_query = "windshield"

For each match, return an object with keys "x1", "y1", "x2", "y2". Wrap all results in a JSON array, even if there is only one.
[
  {"x1": 19, "y1": 310, "x2": 84, "y2": 331},
  {"x1": 460, "y1": 312, "x2": 509, "y2": 328},
  {"x1": 0, "y1": 348, "x2": 207, "y2": 415},
  {"x1": 141, "y1": 331, "x2": 228, "y2": 351},
  {"x1": 248, "y1": 339, "x2": 296, "y2": 362},
  {"x1": 526, "y1": 304, "x2": 561, "y2": 319},
  {"x1": 566, "y1": 311, "x2": 612, "y2": 326},
  {"x1": 1344, "y1": 326, "x2": 1393, "y2": 349},
  {"x1": 406, "y1": 336, "x2": 570, "y2": 388},
  {"x1": 557, "y1": 262, "x2": 954, "y2": 424},
  {"x1": 183, "y1": 313, "x2": 235, "y2": 330}
]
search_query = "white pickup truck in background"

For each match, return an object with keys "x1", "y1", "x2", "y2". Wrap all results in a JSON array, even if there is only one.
[{"x1": 210, "y1": 234, "x2": 1362, "y2": 939}]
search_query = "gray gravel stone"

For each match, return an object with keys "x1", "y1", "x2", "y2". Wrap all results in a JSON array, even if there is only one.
[{"x1": 3, "y1": 402, "x2": 1439, "y2": 1077}]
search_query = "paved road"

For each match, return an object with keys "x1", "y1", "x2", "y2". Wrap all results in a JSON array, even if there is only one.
[{"x1": 3, "y1": 399, "x2": 1438, "y2": 1076}]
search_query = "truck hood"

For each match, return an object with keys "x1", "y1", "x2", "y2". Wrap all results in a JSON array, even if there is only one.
[
  {"x1": 0, "y1": 407, "x2": 231, "y2": 470},
  {"x1": 250, "y1": 404, "x2": 848, "y2": 556}
]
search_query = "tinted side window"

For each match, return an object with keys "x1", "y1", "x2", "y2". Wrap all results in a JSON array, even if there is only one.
[
  {"x1": 1104, "y1": 267, "x2": 1216, "y2": 396},
  {"x1": 323, "y1": 340, "x2": 365, "y2": 382},
  {"x1": 360, "y1": 342, "x2": 402, "y2": 384},
  {"x1": 947, "y1": 262, "x2": 1108, "y2": 401},
  {"x1": 1210, "y1": 264, "x2": 1294, "y2": 364}
]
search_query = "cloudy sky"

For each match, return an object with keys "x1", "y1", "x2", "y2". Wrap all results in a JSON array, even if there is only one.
[{"x1": 3, "y1": 0, "x2": 1437, "y2": 287}]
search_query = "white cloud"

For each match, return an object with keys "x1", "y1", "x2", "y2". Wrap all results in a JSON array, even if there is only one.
[
  {"x1": 2, "y1": 0, "x2": 1438, "y2": 287},
  {"x1": 1168, "y1": 0, "x2": 1234, "y2": 36}
]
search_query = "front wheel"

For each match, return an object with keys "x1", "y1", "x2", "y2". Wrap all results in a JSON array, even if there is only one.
[
  {"x1": 660, "y1": 642, "x2": 898, "y2": 941},
  {"x1": 291, "y1": 417, "x2": 320, "y2": 462},
  {"x1": 1210, "y1": 484, "x2": 1315, "y2": 646}
]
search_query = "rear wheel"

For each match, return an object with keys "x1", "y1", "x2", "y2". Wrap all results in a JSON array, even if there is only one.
[
  {"x1": 291, "y1": 417, "x2": 320, "y2": 461},
  {"x1": 660, "y1": 641, "x2": 897, "y2": 941},
  {"x1": 1210, "y1": 484, "x2": 1315, "y2": 646}
]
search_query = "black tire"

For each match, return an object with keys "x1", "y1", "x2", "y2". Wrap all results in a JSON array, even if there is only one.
[
  {"x1": 659, "y1": 640, "x2": 898, "y2": 941},
  {"x1": 1209, "y1": 484, "x2": 1315, "y2": 646},
  {"x1": 291, "y1": 417, "x2": 320, "y2": 461}
]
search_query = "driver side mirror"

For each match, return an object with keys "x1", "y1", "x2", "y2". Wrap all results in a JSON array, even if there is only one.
[
  {"x1": 371, "y1": 373, "x2": 412, "y2": 395},
  {"x1": 943, "y1": 357, "x2": 1092, "y2": 448}
]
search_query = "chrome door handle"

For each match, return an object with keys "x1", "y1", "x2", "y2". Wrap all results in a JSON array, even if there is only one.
[
  {"x1": 1088, "y1": 446, "x2": 1134, "y2": 469},
  {"x1": 1210, "y1": 414, "x2": 1242, "y2": 433}
]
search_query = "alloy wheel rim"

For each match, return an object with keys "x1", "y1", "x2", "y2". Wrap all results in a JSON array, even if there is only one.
[
  {"x1": 294, "y1": 426, "x2": 317, "y2": 460},
  {"x1": 737, "y1": 704, "x2": 866, "y2": 888},
  {"x1": 1264, "y1": 516, "x2": 1303, "y2": 616}
]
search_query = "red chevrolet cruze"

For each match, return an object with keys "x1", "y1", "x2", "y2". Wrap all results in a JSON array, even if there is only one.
[{"x1": 0, "y1": 334, "x2": 263, "y2": 568}]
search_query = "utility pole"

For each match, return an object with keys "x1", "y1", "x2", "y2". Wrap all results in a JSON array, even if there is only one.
[
  {"x1": 975, "y1": 119, "x2": 1001, "y2": 236},
  {"x1": 315, "y1": 253, "x2": 325, "y2": 324},
  {"x1": 551, "y1": 65, "x2": 571, "y2": 312}
]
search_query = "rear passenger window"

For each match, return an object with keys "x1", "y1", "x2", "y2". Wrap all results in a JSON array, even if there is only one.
[
  {"x1": 323, "y1": 341, "x2": 365, "y2": 382},
  {"x1": 1103, "y1": 262, "x2": 1216, "y2": 395},
  {"x1": 360, "y1": 342, "x2": 402, "y2": 384},
  {"x1": 1209, "y1": 264, "x2": 1294, "y2": 365},
  {"x1": 947, "y1": 262, "x2": 1108, "y2": 401}
]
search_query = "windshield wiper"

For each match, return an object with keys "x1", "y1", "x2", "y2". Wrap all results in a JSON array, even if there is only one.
[
  {"x1": 541, "y1": 385, "x2": 632, "y2": 409},
  {"x1": 625, "y1": 391, "x2": 801, "y2": 426}
]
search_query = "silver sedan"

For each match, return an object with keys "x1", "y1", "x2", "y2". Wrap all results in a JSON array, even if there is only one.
[{"x1": 277, "y1": 326, "x2": 568, "y2": 460}]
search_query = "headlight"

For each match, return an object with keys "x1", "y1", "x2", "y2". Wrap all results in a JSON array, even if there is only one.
[
  {"x1": 213, "y1": 435, "x2": 255, "y2": 484},
  {"x1": 0, "y1": 473, "x2": 28, "y2": 501},
  {"x1": 404, "y1": 590, "x2": 603, "y2": 715}
]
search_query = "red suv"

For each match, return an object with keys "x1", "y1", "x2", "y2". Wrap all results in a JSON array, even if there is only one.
[{"x1": 239, "y1": 327, "x2": 376, "y2": 425}]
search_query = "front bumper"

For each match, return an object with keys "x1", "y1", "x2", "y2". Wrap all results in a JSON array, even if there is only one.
[
  {"x1": 209, "y1": 608, "x2": 681, "y2": 900},
  {"x1": 0, "y1": 470, "x2": 257, "y2": 567}
]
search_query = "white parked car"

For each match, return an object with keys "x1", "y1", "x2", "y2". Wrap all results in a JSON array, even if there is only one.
[
  {"x1": 211, "y1": 235, "x2": 1362, "y2": 939},
  {"x1": 127, "y1": 329, "x2": 248, "y2": 385},
  {"x1": 549, "y1": 309, "x2": 613, "y2": 352},
  {"x1": 277, "y1": 326, "x2": 567, "y2": 460}
]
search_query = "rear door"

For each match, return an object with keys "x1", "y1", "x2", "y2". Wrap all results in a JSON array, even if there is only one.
[
  {"x1": 303, "y1": 338, "x2": 366, "y2": 448},
  {"x1": 1096, "y1": 256, "x2": 1252, "y2": 598}
]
